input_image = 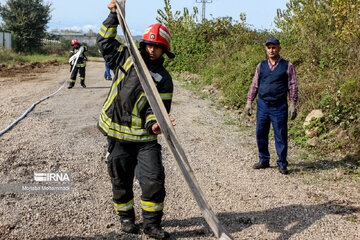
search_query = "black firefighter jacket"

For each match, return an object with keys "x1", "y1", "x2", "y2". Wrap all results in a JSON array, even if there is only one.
[
  {"x1": 96, "y1": 12, "x2": 173, "y2": 143},
  {"x1": 69, "y1": 44, "x2": 88, "y2": 67}
]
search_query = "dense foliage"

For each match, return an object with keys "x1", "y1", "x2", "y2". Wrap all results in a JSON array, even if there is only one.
[
  {"x1": 275, "y1": 0, "x2": 359, "y2": 153},
  {"x1": 157, "y1": 0, "x2": 359, "y2": 154},
  {"x1": 157, "y1": 0, "x2": 270, "y2": 107},
  {"x1": 0, "y1": 0, "x2": 51, "y2": 53}
]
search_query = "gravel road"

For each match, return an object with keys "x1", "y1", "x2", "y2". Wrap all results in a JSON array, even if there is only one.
[{"x1": 0, "y1": 61, "x2": 359, "y2": 239}]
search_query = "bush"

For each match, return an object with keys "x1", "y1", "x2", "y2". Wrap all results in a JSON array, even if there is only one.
[{"x1": 156, "y1": 0, "x2": 360, "y2": 151}]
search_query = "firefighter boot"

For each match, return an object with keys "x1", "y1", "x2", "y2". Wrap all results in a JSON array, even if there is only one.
[
  {"x1": 143, "y1": 226, "x2": 169, "y2": 239},
  {"x1": 80, "y1": 80, "x2": 86, "y2": 88},
  {"x1": 118, "y1": 209, "x2": 138, "y2": 234},
  {"x1": 120, "y1": 218, "x2": 138, "y2": 234},
  {"x1": 67, "y1": 81, "x2": 75, "y2": 89}
]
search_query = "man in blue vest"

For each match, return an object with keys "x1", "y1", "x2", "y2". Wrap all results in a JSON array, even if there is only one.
[{"x1": 245, "y1": 37, "x2": 298, "y2": 174}]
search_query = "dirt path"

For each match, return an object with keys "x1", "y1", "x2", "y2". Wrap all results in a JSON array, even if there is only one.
[{"x1": 0, "y1": 62, "x2": 359, "y2": 239}]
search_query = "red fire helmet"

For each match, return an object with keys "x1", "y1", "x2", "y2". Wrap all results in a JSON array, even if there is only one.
[
  {"x1": 140, "y1": 23, "x2": 175, "y2": 58},
  {"x1": 71, "y1": 38, "x2": 78, "y2": 45}
]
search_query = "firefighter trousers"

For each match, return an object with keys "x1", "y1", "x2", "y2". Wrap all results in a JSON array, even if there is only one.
[
  {"x1": 106, "y1": 139, "x2": 166, "y2": 228},
  {"x1": 70, "y1": 66, "x2": 86, "y2": 83}
]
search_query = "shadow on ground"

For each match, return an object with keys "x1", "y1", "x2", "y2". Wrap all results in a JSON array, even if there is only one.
[
  {"x1": 291, "y1": 151, "x2": 360, "y2": 173},
  {"x1": 37, "y1": 201, "x2": 358, "y2": 239},
  {"x1": 40, "y1": 232, "x2": 140, "y2": 240},
  {"x1": 85, "y1": 86, "x2": 110, "y2": 89},
  {"x1": 166, "y1": 201, "x2": 358, "y2": 239}
]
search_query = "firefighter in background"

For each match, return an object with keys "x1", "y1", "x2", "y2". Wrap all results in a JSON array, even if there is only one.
[
  {"x1": 68, "y1": 38, "x2": 88, "y2": 89},
  {"x1": 97, "y1": 0, "x2": 175, "y2": 239}
]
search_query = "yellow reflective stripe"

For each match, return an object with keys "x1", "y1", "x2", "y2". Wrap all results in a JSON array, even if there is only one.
[
  {"x1": 114, "y1": 199, "x2": 134, "y2": 212},
  {"x1": 132, "y1": 93, "x2": 147, "y2": 128},
  {"x1": 99, "y1": 119, "x2": 157, "y2": 142},
  {"x1": 99, "y1": 112, "x2": 157, "y2": 142},
  {"x1": 99, "y1": 24, "x2": 117, "y2": 38},
  {"x1": 122, "y1": 57, "x2": 134, "y2": 72},
  {"x1": 140, "y1": 200, "x2": 164, "y2": 212},
  {"x1": 117, "y1": 45, "x2": 124, "y2": 53},
  {"x1": 146, "y1": 114, "x2": 156, "y2": 125},
  {"x1": 103, "y1": 58, "x2": 133, "y2": 112},
  {"x1": 160, "y1": 93, "x2": 173, "y2": 100},
  {"x1": 99, "y1": 114, "x2": 157, "y2": 142},
  {"x1": 102, "y1": 74, "x2": 121, "y2": 111},
  {"x1": 100, "y1": 111, "x2": 148, "y2": 135},
  {"x1": 107, "y1": 131, "x2": 157, "y2": 142},
  {"x1": 70, "y1": 79, "x2": 76, "y2": 83},
  {"x1": 76, "y1": 62, "x2": 86, "y2": 67}
]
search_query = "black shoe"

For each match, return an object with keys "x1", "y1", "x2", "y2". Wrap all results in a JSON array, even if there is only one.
[
  {"x1": 120, "y1": 219, "x2": 138, "y2": 234},
  {"x1": 279, "y1": 166, "x2": 289, "y2": 175},
  {"x1": 143, "y1": 226, "x2": 169, "y2": 239},
  {"x1": 81, "y1": 82, "x2": 86, "y2": 88},
  {"x1": 253, "y1": 162, "x2": 270, "y2": 169},
  {"x1": 67, "y1": 82, "x2": 74, "y2": 89}
]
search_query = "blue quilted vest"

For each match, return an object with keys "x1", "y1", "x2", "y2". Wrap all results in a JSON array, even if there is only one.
[{"x1": 258, "y1": 58, "x2": 289, "y2": 104}]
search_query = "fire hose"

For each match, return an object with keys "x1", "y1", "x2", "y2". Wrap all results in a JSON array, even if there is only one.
[{"x1": 0, "y1": 47, "x2": 84, "y2": 136}]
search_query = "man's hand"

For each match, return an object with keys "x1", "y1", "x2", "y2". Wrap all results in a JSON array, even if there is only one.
[
  {"x1": 152, "y1": 122, "x2": 161, "y2": 135},
  {"x1": 151, "y1": 114, "x2": 176, "y2": 135},
  {"x1": 244, "y1": 101, "x2": 253, "y2": 116},
  {"x1": 289, "y1": 103, "x2": 297, "y2": 120},
  {"x1": 108, "y1": 0, "x2": 116, "y2": 12}
]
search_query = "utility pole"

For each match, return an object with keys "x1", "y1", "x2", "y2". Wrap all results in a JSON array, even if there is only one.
[{"x1": 196, "y1": 0, "x2": 213, "y2": 21}]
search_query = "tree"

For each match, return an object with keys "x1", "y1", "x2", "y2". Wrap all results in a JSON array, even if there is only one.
[
  {"x1": 275, "y1": 0, "x2": 360, "y2": 63},
  {"x1": 0, "y1": 0, "x2": 51, "y2": 53},
  {"x1": 330, "y1": 0, "x2": 360, "y2": 44}
]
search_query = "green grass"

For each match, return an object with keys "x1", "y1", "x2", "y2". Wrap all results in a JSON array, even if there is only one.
[
  {"x1": 0, "y1": 50, "x2": 67, "y2": 67},
  {"x1": 209, "y1": 110, "x2": 219, "y2": 117},
  {"x1": 346, "y1": 216, "x2": 358, "y2": 223},
  {"x1": 223, "y1": 119, "x2": 238, "y2": 126},
  {"x1": 20, "y1": 54, "x2": 66, "y2": 63}
]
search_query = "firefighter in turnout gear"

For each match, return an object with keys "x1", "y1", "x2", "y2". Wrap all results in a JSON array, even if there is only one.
[
  {"x1": 97, "y1": 1, "x2": 175, "y2": 239},
  {"x1": 68, "y1": 38, "x2": 88, "y2": 89}
]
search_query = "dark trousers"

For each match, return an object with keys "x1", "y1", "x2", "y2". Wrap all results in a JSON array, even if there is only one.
[
  {"x1": 70, "y1": 66, "x2": 85, "y2": 82},
  {"x1": 107, "y1": 140, "x2": 166, "y2": 227},
  {"x1": 256, "y1": 98, "x2": 288, "y2": 167}
]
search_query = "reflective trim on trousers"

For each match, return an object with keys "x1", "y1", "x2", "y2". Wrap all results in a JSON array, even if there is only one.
[
  {"x1": 114, "y1": 199, "x2": 134, "y2": 212},
  {"x1": 140, "y1": 200, "x2": 164, "y2": 212}
]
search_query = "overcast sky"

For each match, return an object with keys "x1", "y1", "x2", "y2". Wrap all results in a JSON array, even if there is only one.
[{"x1": 0, "y1": 0, "x2": 290, "y2": 35}]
